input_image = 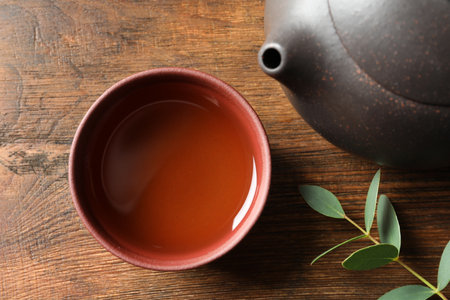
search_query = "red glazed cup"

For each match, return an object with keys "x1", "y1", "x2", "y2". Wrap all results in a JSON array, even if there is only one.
[{"x1": 69, "y1": 68, "x2": 271, "y2": 270}]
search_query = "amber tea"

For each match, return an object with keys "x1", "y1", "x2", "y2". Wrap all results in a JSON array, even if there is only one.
[{"x1": 86, "y1": 83, "x2": 257, "y2": 257}]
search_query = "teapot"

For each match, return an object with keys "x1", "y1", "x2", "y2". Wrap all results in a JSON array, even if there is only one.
[{"x1": 258, "y1": 0, "x2": 450, "y2": 169}]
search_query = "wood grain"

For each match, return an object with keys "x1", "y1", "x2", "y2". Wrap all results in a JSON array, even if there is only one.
[{"x1": 0, "y1": 1, "x2": 449, "y2": 299}]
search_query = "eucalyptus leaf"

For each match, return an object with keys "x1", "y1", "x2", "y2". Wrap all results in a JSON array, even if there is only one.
[
  {"x1": 365, "y1": 169, "x2": 381, "y2": 233},
  {"x1": 377, "y1": 195, "x2": 401, "y2": 252},
  {"x1": 437, "y1": 240, "x2": 450, "y2": 291},
  {"x1": 342, "y1": 244, "x2": 398, "y2": 270},
  {"x1": 299, "y1": 185, "x2": 345, "y2": 219},
  {"x1": 378, "y1": 285, "x2": 434, "y2": 300},
  {"x1": 311, "y1": 234, "x2": 366, "y2": 265}
]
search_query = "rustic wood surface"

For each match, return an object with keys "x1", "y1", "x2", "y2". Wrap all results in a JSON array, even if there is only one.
[{"x1": 1, "y1": 1, "x2": 449, "y2": 299}]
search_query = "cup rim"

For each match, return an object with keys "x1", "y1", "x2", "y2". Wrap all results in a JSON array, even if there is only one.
[{"x1": 69, "y1": 67, "x2": 271, "y2": 271}]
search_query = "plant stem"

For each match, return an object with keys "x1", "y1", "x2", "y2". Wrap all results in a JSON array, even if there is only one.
[
  {"x1": 395, "y1": 258, "x2": 448, "y2": 300},
  {"x1": 344, "y1": 215, "x2": 448, "y2": 300},
  {"x1": 343, "y1": 215, "x2": 379, "y2": 244},
  {"x1": 311, "y1": 234, "x2": 366, "y2": 265}
]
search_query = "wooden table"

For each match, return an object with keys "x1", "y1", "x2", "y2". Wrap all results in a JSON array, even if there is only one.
[{"x1": 1, "y1": 1, "x2": 449, "y2": 299}]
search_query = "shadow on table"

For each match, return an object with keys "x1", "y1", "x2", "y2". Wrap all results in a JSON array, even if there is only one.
[
  {"x1": 206, "y1": 146, "x2": 320, "y2": 288},
  {"x1": 382, "y1": 167, "x2": 450, "y2": 259}
]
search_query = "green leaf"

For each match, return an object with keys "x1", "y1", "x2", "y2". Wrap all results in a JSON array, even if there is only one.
[
  {"x1": 311, "y1": 234, "x2": 366, "y2": 265},
  {"x1": 342, "y1": 244, "x2": 398, "y2": 270},
  {"x1": 378, "y1": 285, "x2": 434, "y2": 300},
  {"x1": 438, "y1": 240, "x2": 450, "y2": 291},
  {"x1": 299, "y1": 185, "x2": 345, "y2": 219},
  {"x1": 365, "y1": 169, "x2": 381, "y2": 232},
  {"x1": 377, "y1": 195, "x2": 401, "y2": 253}
]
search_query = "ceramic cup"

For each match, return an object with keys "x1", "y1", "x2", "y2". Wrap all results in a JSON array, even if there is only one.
[{"x1": 69, "y1": 68, "x2": 271, "y2": 270}]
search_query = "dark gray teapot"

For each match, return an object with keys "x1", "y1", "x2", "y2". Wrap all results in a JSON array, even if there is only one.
[{"x1": 258, "y1": 0, "x2": 450, "y2": 169}]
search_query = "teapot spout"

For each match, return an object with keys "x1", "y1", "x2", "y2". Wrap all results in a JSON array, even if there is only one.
[{"x1": 258, "y1": 42, "x2": 286, "y2": 79}]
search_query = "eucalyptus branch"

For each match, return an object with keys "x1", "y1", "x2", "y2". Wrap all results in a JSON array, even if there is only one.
[
  {"x1": 299, "y1": 169, "x2": 450, "y2": 300},
  {"x1": 344, "y1": 213, "x2": 447, "y2": 300}
]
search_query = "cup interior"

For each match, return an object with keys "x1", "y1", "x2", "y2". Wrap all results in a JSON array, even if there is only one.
[{"x1": 69, "y1": 68, "x2": 271, "y2": 270}]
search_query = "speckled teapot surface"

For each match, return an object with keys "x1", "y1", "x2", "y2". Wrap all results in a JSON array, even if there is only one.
[{"x1": 258, "y1": 0, "x2": 450, "y2": 169}]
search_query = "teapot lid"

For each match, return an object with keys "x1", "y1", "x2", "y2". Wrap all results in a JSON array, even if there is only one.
[{"x1": 329, "y1": 0, "x2": 450, "y2": 106}]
